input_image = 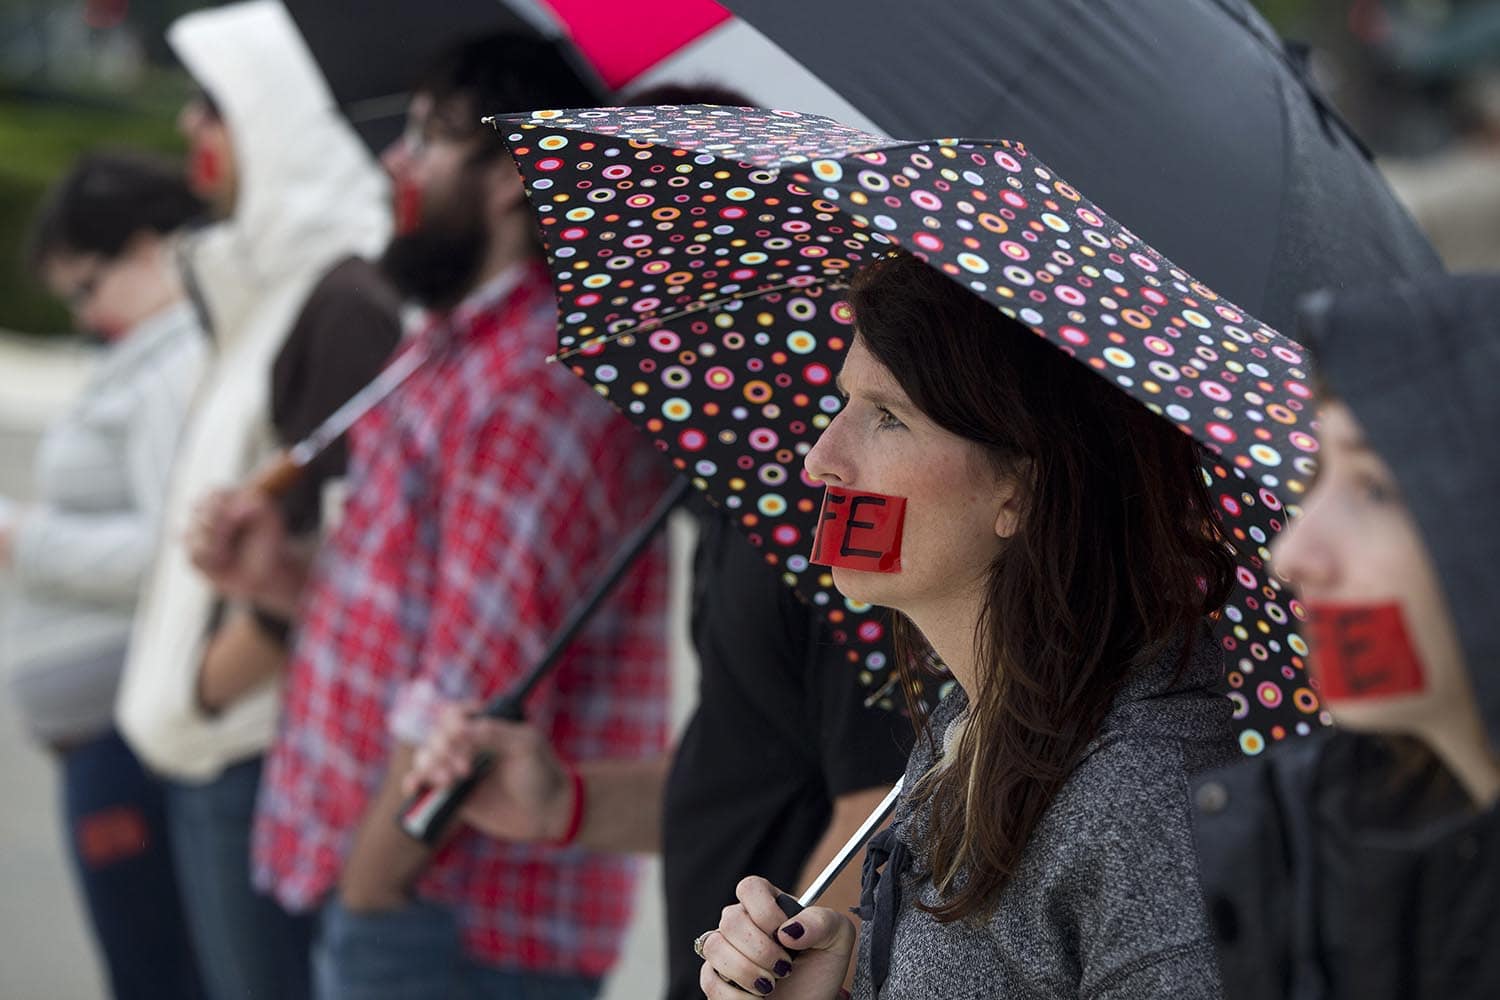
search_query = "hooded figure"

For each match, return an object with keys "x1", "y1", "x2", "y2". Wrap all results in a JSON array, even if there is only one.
[
  {"x1": 118, "y1": 0, "x2": 390, "y2": 785},
  {"x1": 1193, "y1": 273, "x2": 1500, "y2": 1000},
  {"x1": 114, "y1": 3, "x2": 400, "y2": 998}
]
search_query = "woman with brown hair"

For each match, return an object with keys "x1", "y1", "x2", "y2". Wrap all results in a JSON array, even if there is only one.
[{"x1": 696, "y1": 249, "x2": 1238, "y2": 999}]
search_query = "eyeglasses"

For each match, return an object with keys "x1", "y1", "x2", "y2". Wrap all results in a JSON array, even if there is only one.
[
  {"x1": 393, "y1": 98, "x2": 485, "y2": 161},
  {"x1": 62, "y1": 264, "x2": 107, "y2": 313}
]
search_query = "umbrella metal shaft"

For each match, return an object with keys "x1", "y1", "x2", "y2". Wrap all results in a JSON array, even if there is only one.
[
  {"x1": 399, "y1": 476, "x2": 693, "y2": 843},
  {"x1": 778, "y1": 775, "x2": 905, "y2": 916},
  {"x1": 251, "y1": 346, "x2": 428, "y2": 498}
]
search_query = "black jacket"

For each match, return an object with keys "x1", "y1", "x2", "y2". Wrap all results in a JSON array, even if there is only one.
[{"x1": 1196, "y1": 731, "x2": 1500, "y2": 999}]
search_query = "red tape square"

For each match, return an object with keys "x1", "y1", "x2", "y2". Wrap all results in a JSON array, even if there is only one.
[
  {"x1": 810, "y1": 486, "x2": 906, "y2": 574},
  {"x1": 1304, "y1": 602, "x2": 1427, "y2": 700}
]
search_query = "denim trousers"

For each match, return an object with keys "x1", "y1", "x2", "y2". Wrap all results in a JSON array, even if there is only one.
[
  {"x1": 166, "y1": 754, "x2": 318, "y2": 1000},
  {"x1": 61, "y1": 729, "x2": 204, "y2": 1000},
  {"x1": 315, "y1": 896, "x2": 602, "y2": 1000}
]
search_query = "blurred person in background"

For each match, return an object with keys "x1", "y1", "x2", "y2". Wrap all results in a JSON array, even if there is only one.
[
  {"x1": 113, "y1": 2, "x2": 400, "y2": 998},
  {"x1": 3, "y1": 149, "x2": 207, "y2": 1000},
  {"x1": 189, "y1": 33, "x2": 672, "y2": 1000},
  {"x1": 1195, "y1": 273, "x2": 1500, "y2": 999}
]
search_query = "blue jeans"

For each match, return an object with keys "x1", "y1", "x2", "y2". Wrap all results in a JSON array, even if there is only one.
[
  {"x1": 167, "y1": 755, "x2": 317, "y2": 1000},
  {"x1": 315, "y1": 897, "x2": 601, "y2": 1000},
  {"x1": 61, "y1": 729, "x2": 204, "y2": 1000}
]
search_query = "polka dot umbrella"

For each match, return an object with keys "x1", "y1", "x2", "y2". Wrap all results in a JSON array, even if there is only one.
[{"x1": 497, "y1": 104, "x2": 1328, "y2": 751}]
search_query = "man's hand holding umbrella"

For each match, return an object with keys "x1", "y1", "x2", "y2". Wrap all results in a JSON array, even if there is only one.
[
  {"x1": 187, "y1": 486, "x2": 311, "y2": 619},
  {"x1": 404, "y1": 703, "x2": 577, "y2": 843},
  {"x1": 403, "y1": 701, "x2": 670, "y2": 853}
]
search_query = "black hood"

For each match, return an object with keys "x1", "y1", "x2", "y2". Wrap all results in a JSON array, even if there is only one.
[{"x1": 1299, "y1": 273, "x2": 1500, "y2": 749}]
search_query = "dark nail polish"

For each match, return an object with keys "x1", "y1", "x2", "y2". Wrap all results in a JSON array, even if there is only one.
[
  {"x1": 782, "y1": 921, "x2": 805, "y2": 940},
  {"x1": 754, "y1": 977, "x2": 774, "y2": 995},
  {"x1": 773, "y1": 960, "x2": 793, "y2": 977}
]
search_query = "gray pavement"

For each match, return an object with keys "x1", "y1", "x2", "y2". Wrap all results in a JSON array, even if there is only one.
[{"x1": 1384, "y1": 144, "x2": 1500, "y2": 271}]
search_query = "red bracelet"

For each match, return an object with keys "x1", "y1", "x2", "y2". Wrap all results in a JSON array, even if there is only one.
[{"x1": 551, "y1": 763, "x2": 586, "y2": 847}]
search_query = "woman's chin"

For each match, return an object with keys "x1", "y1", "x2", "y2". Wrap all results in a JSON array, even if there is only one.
[{"x1": 830, "y1": 565, "x2": 902, "y2": 612}]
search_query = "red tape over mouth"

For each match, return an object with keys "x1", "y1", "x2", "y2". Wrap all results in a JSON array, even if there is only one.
[
  {"x1": 1303, "y1": 601, "x2": 1427, "y2": 700},
  {"x1": 810, "y1": 486, "x2": 906, "y2": 573},
  {"x1": 393, "y1": 176, "x2": 423, "y2": 236},
  {"x1": 188, "y1": 142, "x2": 222, "y2": 193}
]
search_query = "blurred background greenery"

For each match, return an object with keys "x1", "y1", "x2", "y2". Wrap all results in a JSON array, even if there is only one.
[
  {"x1": 0, "y1": 0, "x2": 1497, "y2": 335},
  {"x1": 1, "y1": 0, "x2": 195, "y2": 335}
]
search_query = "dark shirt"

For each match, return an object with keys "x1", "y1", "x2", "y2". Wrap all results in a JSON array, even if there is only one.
[
  {"x1": 269, "y1": 255, "x2": 402, "y2": 533},
  {"x1": 662, "y1": 505, "x2": 914, "y2": 1000},
  {"x1": 253, "y1": 256, "x2": 401, "y2": 641}
]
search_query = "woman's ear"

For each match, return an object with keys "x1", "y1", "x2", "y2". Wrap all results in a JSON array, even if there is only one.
[
  {"x1": 993, "y1": 472, "x2": 1027, "y2": 540},
  {"x1": 120, "y1": 228, "x2": 163, "y2": 264}
]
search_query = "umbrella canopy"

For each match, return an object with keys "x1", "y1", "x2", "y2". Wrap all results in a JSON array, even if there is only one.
[
  {"x1": 714, "y1": 0, "x2": 1442, "y2": 336},
  {"x1": 540, "y1": 0, "x2": 730, "y2": 90},
  {"x1": 498, "y1": 104, "x2": 1325, "y2": 749}
]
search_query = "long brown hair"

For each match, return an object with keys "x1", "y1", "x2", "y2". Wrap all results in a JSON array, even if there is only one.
[{"x1": 848, "y1": 251, "x2": 1234, "y2": 922}]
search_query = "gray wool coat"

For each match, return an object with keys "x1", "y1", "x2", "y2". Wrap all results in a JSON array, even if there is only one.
[{"x1": 852, "y1": 626, "x2": 1236, "y2": 999}]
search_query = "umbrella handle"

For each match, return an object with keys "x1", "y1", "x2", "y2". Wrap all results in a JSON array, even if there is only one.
[
  {"x1": 397, "y1": 696, "x2": 526, "y2": 845},
  {"x1": 251, "y1": 451, "x2": 304, "y2": 498},
  {"x1": 397, "y1": 477, "x2": 689, "y2": 845}
]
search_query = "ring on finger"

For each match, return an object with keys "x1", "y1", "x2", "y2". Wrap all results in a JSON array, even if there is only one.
[{"x1": 693, "y1": 930, "x2": 713, "y2": 960}]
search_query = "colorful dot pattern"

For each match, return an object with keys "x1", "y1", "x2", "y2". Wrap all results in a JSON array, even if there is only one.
[{"x1": 498, "y1": 105, "x2": 1327, "y2": 743}]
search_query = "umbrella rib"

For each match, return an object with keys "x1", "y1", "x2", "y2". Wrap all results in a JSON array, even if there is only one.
[{"x1": 548, "y1": 278, "x2": 843, "y2": 363}]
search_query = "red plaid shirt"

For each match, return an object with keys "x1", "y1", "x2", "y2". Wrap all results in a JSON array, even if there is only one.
[{"x1": 253, "y1": 263, "x2": 671, "y2": 976}]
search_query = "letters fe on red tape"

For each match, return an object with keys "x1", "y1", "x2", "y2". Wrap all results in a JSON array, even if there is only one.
[{"x1": 810, "y1": 486, "x2": 906, "y2": 574}]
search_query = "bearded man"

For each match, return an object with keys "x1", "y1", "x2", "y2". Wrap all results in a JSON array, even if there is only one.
[{"x1": 191, "y1": 34, "x2": 673, "y2": 1000}]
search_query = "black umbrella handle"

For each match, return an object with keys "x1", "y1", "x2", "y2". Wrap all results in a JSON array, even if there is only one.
[
  {"x1": 776, "y1": 893, "x2": 805, "y2": 918},
  {"x1": 398, "y1": 696, "x2": 525, "y2": 845},
  {"x1": 397, "y1": 477, "x2": 691, "y2": 844}
]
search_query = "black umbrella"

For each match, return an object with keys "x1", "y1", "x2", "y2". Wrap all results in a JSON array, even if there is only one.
[
  {"x1": 281, "y1": 0, "x2": 568, "y2": 151},
  {"x1": 716, "y1": 0, "x2": 1444, "y2": 334}
]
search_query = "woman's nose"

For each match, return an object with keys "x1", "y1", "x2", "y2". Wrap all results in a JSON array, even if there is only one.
[
  {"x1": 804, "y1": 412, "x2": 851, "y2": 486},
  {"x1": 177, "y1": 99, "x2": 207, "y2": 140},
  {"x1": 1268, "y1": 501, "x2": 1337, "y2": 593},
  {"x1": 380, "y1": 134, "x2": 413, "y2": 179}
]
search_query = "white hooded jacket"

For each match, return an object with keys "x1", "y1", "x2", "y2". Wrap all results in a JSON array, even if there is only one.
[{"x1": 117, "y1": 0, "x2": 391, "y2": 781}]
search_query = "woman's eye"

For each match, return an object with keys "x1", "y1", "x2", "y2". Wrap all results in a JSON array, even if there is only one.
[
  {"x1": 875, "y1": 407, "x2": 905, "y2": 430},
  {"x1": 1357, "y1": 474, "x2": 1398, "y2": 505}
]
